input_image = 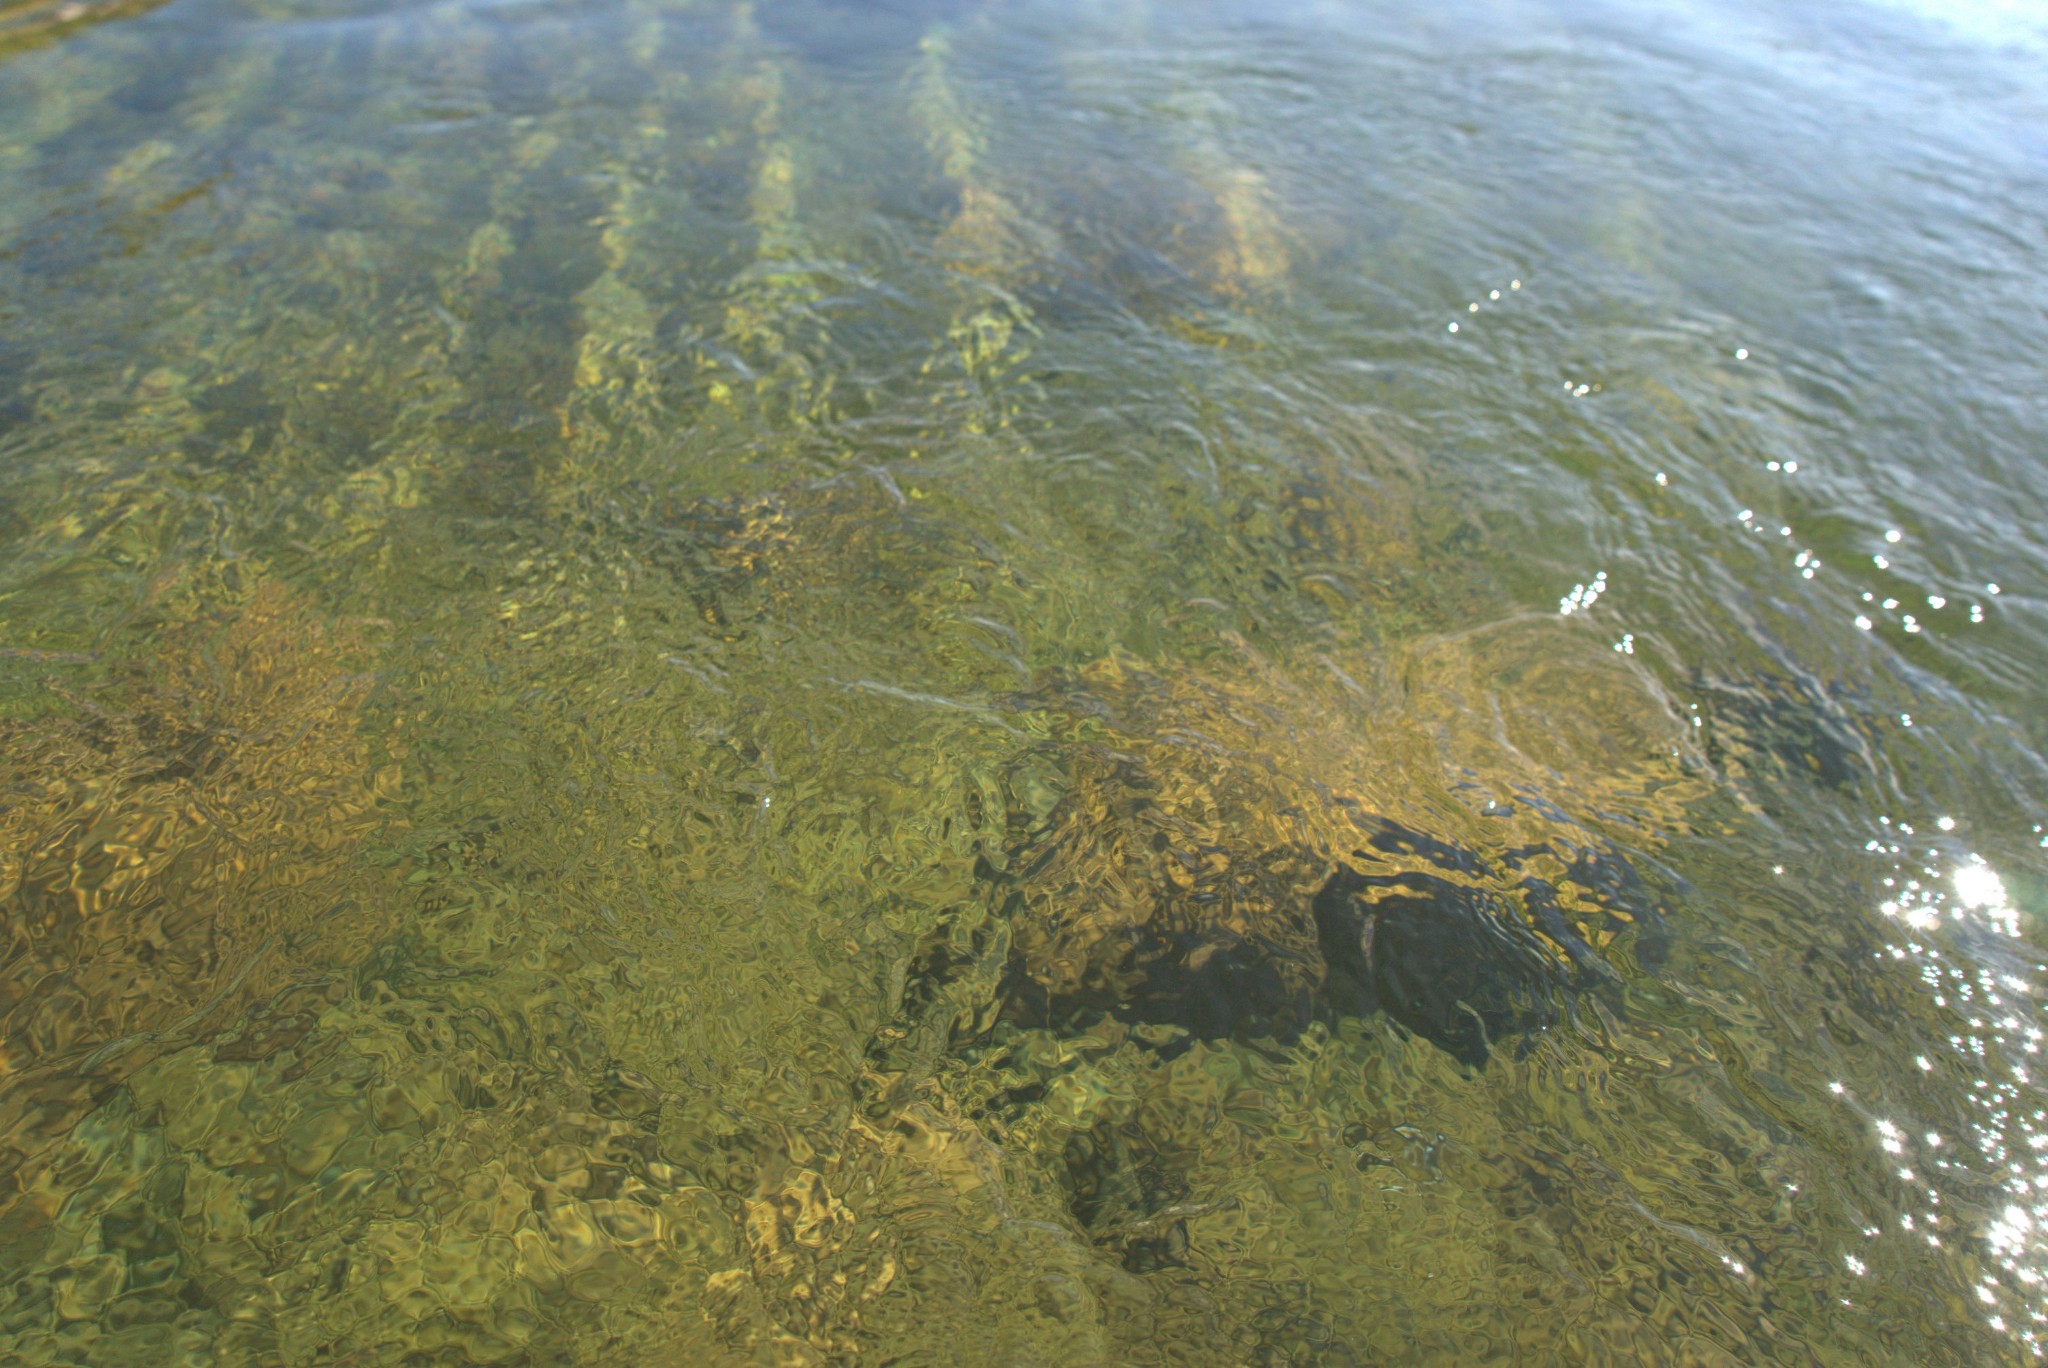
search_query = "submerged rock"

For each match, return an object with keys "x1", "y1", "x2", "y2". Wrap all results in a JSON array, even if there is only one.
[
  {"x1": 1311, "y1": 832, "x2": 1660, "y2": 1066},
  {"x1": 847, "y1": 650, "x2": 1696, "y2": 1269},
  {"x1": 869, "y1": 653, "x2": 1687, "y2": 1081},
  {"x1": 988, "y1": 812, "x2": 1668, "y2": 1068},
  {"x1": 1691, "y1": 669, "x2": 1874, "y2": 792}
]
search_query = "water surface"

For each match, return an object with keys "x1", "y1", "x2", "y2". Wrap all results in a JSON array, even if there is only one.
[{"x1": 2, "y1": 0, "x2": 2047, "y2": 1361}]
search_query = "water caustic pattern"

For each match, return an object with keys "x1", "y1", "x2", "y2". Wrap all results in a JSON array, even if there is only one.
[{"x1": 2, "y1": 0, "x2": 2047, "y2": 1361}]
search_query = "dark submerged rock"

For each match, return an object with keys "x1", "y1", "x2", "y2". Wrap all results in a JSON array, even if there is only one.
[
  {"x1": 854, "y1": 655, "x2": 1694, "y2": 1266},
  {"x1": 1315, "y1": 869, "x2": 1561, "y2": 1068},
  {"x1": 1692, "y1": 671, "x2": 1873, "y2": 791},
  {"x1": 863, "y1": 808, "x2": 1679, "y2": 1264},
  {"x1": 909, "y1": 812, "x2": 1673, "y2": 1070}
]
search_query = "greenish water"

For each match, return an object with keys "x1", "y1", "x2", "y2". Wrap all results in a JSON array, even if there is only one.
[{"x1": 2, "y1": 0, "x2": 2046, "y2": 1360}]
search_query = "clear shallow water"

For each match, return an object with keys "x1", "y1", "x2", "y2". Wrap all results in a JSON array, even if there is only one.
[{"x1": 0, "y1": 0, "x2": 2045, "y2": 1361}]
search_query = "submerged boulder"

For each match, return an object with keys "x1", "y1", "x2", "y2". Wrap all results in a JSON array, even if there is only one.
[
  {"x1": 870, "y1": 652, "x2": 1688, "y2": 1080},
  {"x1": 1311, "y1": 830, "x2": 1663, "y2": 1066},
  {"x1": 990, "y1": 808, "x2": 1669, "y2": 1068}
]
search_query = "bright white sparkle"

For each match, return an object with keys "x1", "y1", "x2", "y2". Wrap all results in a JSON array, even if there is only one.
[{"x1": 1956, "y1": 862, "x2": 2008, "y2": 910}]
